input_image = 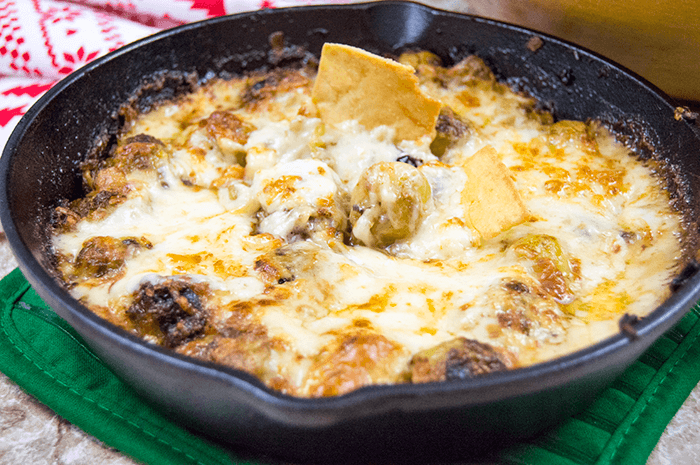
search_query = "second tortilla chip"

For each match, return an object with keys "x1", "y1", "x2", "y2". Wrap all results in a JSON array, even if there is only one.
[
  {"x1": 312, "y1": 43, "x2": 442, "y2": 143},
  {"x1": 461, "y1": 145, "x2": 530, "y2": 240}
]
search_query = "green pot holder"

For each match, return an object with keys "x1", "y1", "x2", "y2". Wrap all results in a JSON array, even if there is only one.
[{"x1": 2, "y1": 267, "x2": 700, "y2": 465}]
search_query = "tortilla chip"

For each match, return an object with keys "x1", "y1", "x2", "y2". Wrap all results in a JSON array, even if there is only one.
[
  {"x1": 312, "y1": 43, "x2": 442, "y2": 143},
  {"x1": 461, "y1": 146, "x2": 529, "y2": 240}
]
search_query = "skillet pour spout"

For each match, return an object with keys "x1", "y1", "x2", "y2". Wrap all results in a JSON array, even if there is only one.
[{"x1": 2, "y1": 1, "x2": 700, "y2": 462}]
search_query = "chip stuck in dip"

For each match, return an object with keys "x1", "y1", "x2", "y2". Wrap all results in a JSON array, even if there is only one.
[{"x1": 50, "y1": 42, "x2": 684, "y2": 398}]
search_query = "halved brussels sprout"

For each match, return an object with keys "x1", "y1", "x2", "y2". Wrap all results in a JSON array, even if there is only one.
[
  {"x1": 410, "y1": 337, "x2": 508, "y2": 383},
  {"x1": 511, "y1": 234, "x2": 579, "y2": 304}
]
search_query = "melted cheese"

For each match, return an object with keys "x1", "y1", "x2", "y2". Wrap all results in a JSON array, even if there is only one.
[{"x1": 51, "y1": 51, "x2": 683, "y2": 397}]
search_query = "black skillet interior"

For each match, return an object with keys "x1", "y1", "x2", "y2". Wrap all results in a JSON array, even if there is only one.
[{"x1": 3, "y1": 1, "x2": 700, "y2": 463}]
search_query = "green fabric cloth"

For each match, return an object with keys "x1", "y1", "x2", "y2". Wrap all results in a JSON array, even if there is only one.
[{"x1": 2, "y1": 267, "x2": 700, "y2": 465}]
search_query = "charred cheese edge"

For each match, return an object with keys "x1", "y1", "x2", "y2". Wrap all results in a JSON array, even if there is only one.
[{"x1": 51, "y1": 48, "x2": 683, "y2": 398}]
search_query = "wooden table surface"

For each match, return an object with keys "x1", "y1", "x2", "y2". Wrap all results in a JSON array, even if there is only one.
[{"x1": 426, "y1": 0, "x2": 700, "y2": 104}]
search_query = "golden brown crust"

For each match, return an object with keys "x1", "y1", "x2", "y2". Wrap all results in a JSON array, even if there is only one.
[{"x1": 307, "y1": 333, "x2": 404, "y2": 397}]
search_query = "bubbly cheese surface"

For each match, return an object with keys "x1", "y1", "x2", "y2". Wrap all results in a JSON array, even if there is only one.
[{"x1": 51, "y1": 50, "x2": 684, "y2": 397}]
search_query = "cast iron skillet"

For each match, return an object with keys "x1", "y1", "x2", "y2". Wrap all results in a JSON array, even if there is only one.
[{"x1": 2, "y1": 1, "x2": 700, "y2": 462}]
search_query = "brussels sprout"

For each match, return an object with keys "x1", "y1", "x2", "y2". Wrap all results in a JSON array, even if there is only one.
[
  {"x1": 430, "y1": 107, "x2": 471, "y2": 157},
  {"x1": 109, "y1": 134, "x2": 169, "y2": 172},
  {"x1": 546, "y1": 120, "x2": 598, "y2": 153},
  {"x1": 410, "y1": 337, "x2": 508, "y2": 383},
  {"x1": 397, "y1": 50, "x2": 443, "y2": 68},
  {"x1": 73, "y1": 236, "x2": 152, "y2": 281},
  {"x1": 511, "y1": 234, "x2": 579, "y2": 304},
  {"x1": 349, "y1": 162, "x2": 431, "y2": 247},
  {"x1": 127, "y1": 279, "x2": 209, "y2": 348}
]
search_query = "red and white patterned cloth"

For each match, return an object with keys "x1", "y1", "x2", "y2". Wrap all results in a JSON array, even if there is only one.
[{"x1": 0, "y1": 0, "x2": 358, "y2": 153}]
